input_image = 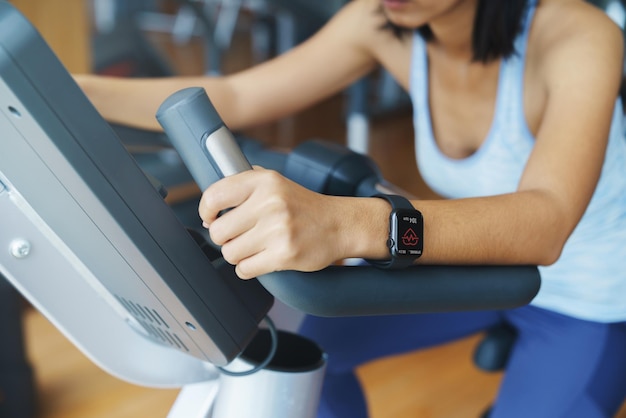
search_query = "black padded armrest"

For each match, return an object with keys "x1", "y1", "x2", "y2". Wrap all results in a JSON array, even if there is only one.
[{"x1": 258, "y1": 264, "x2": 540, "y2": 317}]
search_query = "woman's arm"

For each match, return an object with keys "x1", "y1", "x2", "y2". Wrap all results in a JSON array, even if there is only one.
[
  {"x1": 198, "y1": 3, "x2": 624, "y2": 279},
  {"x1": 76, "y1": 0, "x2": 383, "y2": 132},
  {"x1": 416, "y1": 2, "x2": 624, "y2": 266}
]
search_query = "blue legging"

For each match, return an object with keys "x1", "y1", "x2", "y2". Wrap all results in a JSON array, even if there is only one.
[{"x1": 299, "y1": 305, "x2": 626, "y2": 418}]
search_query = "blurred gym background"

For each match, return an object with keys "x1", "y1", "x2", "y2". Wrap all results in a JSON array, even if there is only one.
[{"x1": 3, "y1": 1, "x2": 626, "y2": 417}]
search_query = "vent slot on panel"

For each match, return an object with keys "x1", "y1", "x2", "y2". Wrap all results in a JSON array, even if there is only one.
[{"x1": 115, "y1": 295, "x2": 189, "y2": 352}]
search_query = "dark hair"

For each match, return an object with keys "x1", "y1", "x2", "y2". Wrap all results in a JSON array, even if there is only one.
[{"x1": 381, "y1": 0, "x2": 530, "y2": 63}]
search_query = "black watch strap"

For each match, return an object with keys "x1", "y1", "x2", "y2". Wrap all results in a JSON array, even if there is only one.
[{"x1": 366, "y1": 194, "x2": 423, "y2": 269}]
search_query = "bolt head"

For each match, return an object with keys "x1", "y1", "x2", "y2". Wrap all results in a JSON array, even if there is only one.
[{"x1": 9, "y1": 239, "x2": 31, "y2": 259}]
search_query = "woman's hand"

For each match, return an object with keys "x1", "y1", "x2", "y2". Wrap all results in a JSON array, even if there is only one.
[{"x1": 199, "y1": 168, "x2": 388, "y2": 279}]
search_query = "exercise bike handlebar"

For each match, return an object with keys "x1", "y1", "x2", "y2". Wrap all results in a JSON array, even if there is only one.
[
  {"x1": 156, "y1": 87, "x2": 541, "y2": 317},
  {"x1": 236, "y1": 134, "x2": 416, "y2": 200}
]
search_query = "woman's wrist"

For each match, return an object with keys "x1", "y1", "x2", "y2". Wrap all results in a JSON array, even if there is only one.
[{"x1": 331, "y1": 196, "x2": 391, "y2": 261}]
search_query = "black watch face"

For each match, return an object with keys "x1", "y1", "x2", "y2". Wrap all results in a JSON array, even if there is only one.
[{"x1": 391, "y1": 209, "x2": 423, "y2": 257}]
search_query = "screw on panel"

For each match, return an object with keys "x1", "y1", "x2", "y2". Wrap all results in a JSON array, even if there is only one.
[{"x1": 9, "y1": 239, "x2": 31, "y2": 259}]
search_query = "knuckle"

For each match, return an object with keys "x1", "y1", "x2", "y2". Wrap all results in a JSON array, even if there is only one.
[
  {"x1": 220, "y1": 243, "x2": 238, "y2": 265},
  {"x1": 208, "y1": 224, "x2": 225, "y2": 246},
  {"x1": 262, "y1": 169, "x2": 282, "y2": 183},
  {"x1": 276, "y1": 240, "x2": 298, "y2": 265},
  {"x1": 235, "y1": 263, "x2": 256, "y2": 280}
]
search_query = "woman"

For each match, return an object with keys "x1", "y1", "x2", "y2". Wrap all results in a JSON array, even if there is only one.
[{"x1": 76, "y1": 0, "x2": 626, "y2": 416}]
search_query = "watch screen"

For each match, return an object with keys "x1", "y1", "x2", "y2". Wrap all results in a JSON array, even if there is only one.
[{"x1": 392, "y1": 209, "x2": 423, "y2": 257}]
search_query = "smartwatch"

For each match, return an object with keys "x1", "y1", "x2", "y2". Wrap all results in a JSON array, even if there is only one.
[{"x1": 366, "y1": 194, "x2": 423, "y2": 269}]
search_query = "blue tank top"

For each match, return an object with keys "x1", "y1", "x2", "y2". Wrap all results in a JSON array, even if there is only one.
[{"x1": 411, "y1": 3, "x2": 626, "y2": 322}]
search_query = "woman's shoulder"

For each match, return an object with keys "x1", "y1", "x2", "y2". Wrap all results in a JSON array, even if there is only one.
[
  {"x1": 530, "y1": 0, "x2": 623, "y2": 86},
  {"x1": 328, "y1": 0, "x2": 413, "y2": 76},
  {"x1": 531, "y1": 0, "x2": 623, "y2": 61},
  {"x1": 331, "y1": 0, "x2": 404, "y2": 40}
]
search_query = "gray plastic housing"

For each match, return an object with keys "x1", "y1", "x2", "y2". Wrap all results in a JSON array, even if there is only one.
[{"x1": 0, "y1": 1, "x2": 272, "y2": 366}]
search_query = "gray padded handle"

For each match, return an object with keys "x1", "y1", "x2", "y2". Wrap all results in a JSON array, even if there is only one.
[{"x1": 156, "y1": 87, "x2": 252, "y2": 191}]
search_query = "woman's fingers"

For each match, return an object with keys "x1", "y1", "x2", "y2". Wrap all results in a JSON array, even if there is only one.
[
  {"x1": 198, "y1": 172, "x2": 254, "y2": 226},
  {"x1": 197, "y1": 167, "x2": 361, "y2": 279}
]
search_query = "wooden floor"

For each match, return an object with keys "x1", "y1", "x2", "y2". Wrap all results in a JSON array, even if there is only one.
[
  {"x1": 24, "y1": 309, "x2": 502, "y2": 418},
  {"x1": 24, "y1": 308, "x2": 626, "y2": 418},
  {"x1": 18, "y1": 6, "x2": 626, "y2": 418}
]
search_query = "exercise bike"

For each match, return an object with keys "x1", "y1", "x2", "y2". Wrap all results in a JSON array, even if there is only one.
[{"x1": 0, "y1": 3, "x2": 540, "y2": 417}]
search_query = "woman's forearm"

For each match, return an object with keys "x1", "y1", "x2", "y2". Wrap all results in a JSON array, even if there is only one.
[
  {"x1": 412, "y1": 191, "x2": 571, "y2": 267},
  {"x1": 75, "y1": 75, "x2": 243, "y2": 131},
  {"x1": 199, "y1": 169, "x2": 574, "y2": 279}
]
